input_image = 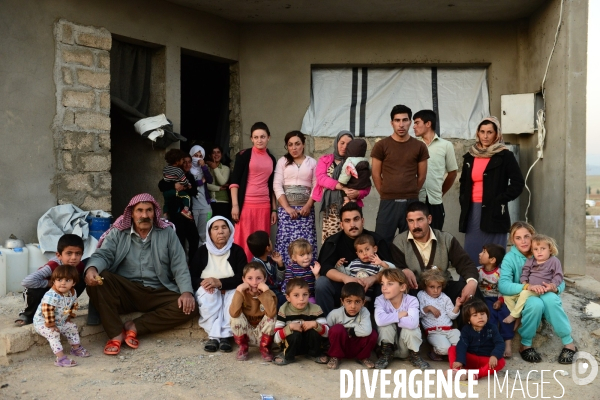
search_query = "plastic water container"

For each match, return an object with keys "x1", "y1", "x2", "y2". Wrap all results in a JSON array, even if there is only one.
[
  {"x1": 0, "y1": 252, "x2": 6, "y2": 296},
  {"x1": 26, "y1": 243, "x2": 50, "y2": 274},
  {"x1": 87, "y1": 216, "x2": 112, "y2": 240},
  {"x1": 0, "y1": 246, "x2": 29, "y2": 293}
]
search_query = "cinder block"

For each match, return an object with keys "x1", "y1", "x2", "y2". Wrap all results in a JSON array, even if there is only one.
[
  {"x1": 77, "y1": 69, "x2": 110, "y2": 89},
  {"x1": 79, "y1": 153, "x2": 111, "y2": 172},
  {"x1": 63, "y1": 109, "x2": 76, "y2": 126},
  {"x1": 1, "y1": 327, "x2": 36, "y2": 354},
  {"x1": 314, "y1": 137, "x2": 333, "y2": 152},
  {"x1": 61, "y1": 22, "x2": 74, "y2": 44},
  {"x1": 62, "y1": 173, "x2": 94, "y2": 191},
  {"x1": 98, "y1": 91, "x2": 110, "y2": 110},
  {"x1": 98, "y1": 133, "x2": 111, "y2": 150},
  {"x1": 62, "y1": 48, "x2": 94, "y2": 67},
  {"x1": 75, "y1": 111, "x2": 110, "y2": 131},
  {"x1": 75, "y1": 32, "x2": 112, "y2": 50},
  {"x1": 62, "y1": 151, "x2": 73, "y2": 171},
  {"x1": 63, "y1": 130, "x2": 94, "y2": 151},
  {"x1": 97, "y1": 51, "x2": 110, "y2": 70},
  {"x1": 81, "y1": 195, "x2": 111, "y2": 211},
  {"x1": 96, "y1": 172, "x2": 112, "y2": 190},
  {"x1": 63, "y1": 90, "x2": 95, "y2": 109},
  {"x1": 62, "y1": 67, "x2": 74, "y2": 85}
]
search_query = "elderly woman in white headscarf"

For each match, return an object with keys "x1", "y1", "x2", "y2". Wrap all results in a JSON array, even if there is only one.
[
  {"x1": 189, "y1": 145, "x2": 214, "y2": 244},
  {"x1": 190, "y1": 216, "x2": 247, "y2": 353},
  {"x1": 459, "y1": 116, "x2": 524, "y2": 265}
]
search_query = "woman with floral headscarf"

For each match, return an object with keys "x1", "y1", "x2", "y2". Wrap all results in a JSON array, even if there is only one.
[
  {"x1": 459, "y1": 117, "x2": 524, "y2": 265},
  {"x1": 190, "y1": 216, "x2": 247, "y2": 353},
  {"x1": 312, "y1": 130, "x2": 371, "y2": 243}
]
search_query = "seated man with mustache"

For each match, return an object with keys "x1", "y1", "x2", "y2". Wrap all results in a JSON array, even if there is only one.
[
  {"x1": 391, "y1": 201, "x2": 481, "y2": 310},
  {"x1": 84, "y1": 193, "x2": 198, "y2": 356},
  {"x1": 316, "y1": 202, "x2": 392, "y2": 315}
]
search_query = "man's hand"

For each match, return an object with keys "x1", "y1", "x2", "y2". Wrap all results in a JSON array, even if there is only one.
[
  {"x1": 360, "y1": 275, "x2": 377, "y2": 292},
  {"x1": 236, "y1": 282, "x2": 250, "y2": 293},
  {"x1": 178, "y1": 292, "x2": 195, "y2": 315},
  {"x1": 85, "y1": 267, "x2": 100, "y2": 286},
  {"x1": 493, "y1": 300, "x2": 502, "y2": 310},
  {"x1": 402, "y1": 268, "x2": 418, "y2": 289},
  {"x1": 424, "y1": 305, "x2": 441, "y2": 318},
  {"x1": 459, "y1": 280, "x2": 478, "y2": 303}
]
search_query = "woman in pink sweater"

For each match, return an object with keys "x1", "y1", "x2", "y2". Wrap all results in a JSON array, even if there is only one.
[
  {"x1": 230, "y1": 122, "x2": 278, "y2": 260},
  {"x1": 273, "y1": 131, "x2": 318, "y2": 267},
  {"x1": 313, "y1": 130, "x2": 371, "y2": 243}
]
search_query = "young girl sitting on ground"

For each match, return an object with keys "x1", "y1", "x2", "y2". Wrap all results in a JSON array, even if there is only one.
[
  {"x1": 374, "y1": 269, "x2": 429, "y2": 370},
  {"x1": 229, "y1": 262, "x2": 278, "y2": 361},
  {"x1": 281, "y1": 239, "x2": 320, "y2": 303},
  {"x1": 448, "y1": 299, "x2": 505, "y2": 380},
  {"x1": 417, "y1": 268, "x2": 463, "y2": 361},
  {"x1": 33, "y1": 265, "x2": 90, "y2": 367}
]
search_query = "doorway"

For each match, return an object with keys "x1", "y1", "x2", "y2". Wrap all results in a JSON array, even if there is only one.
[{"x1": 180, "y1": 53, "x2": 231, "y2": 164}]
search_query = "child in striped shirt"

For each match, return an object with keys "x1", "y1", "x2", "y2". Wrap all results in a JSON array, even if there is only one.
[
  {"x1": 162, "y1": 149, "x2": 193, "y2": 220},
  {"x1": 281, "y1": 239, "x2": 320, "y2": 303}
]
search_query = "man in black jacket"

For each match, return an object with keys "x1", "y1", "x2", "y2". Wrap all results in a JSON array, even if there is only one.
[{"x1": 315, "y1": 202, "x2": 392, "y2": 315}]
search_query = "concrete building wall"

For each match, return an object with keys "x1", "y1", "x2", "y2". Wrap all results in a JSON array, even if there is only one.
[
  {"x1": 0, "y1": 0, "x2": 238, "y2": 242},
  {"x1": 237, "y1": 22, "x2": 521, "y2": 239},
  {"x1": 511, "y1": 0, "x2": 588, "y2": 273}
]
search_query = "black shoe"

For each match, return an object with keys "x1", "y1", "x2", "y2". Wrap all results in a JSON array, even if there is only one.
[
  {"x1": 219, "y1": 338, "x2": 232, "y2": 352},
  {"x1": 375, "y1": 342, "x2": 394, "y2": 369},
  {"x1": 204, "y1": 339, "x2": 219, "y2": 352}
]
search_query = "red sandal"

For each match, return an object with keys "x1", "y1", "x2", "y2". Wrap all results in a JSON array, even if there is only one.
[
  {"x1": 124, "y1": 329, "x2": 139, "y2": 349},
  {"x1": 104, "y1": 339, "x2": 122, "y2": 355}
]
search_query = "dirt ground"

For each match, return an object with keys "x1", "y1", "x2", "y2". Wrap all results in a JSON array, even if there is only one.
[{"x1": 0, "y1": 216, "x2": 599, "y2": 399}]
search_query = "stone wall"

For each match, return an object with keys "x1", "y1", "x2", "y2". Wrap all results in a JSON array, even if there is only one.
[{"x1": 53, "y1": 19, "x2": 112, "y2": 212}]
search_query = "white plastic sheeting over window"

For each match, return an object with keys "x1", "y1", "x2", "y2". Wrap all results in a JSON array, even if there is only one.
[{"x1": 301, "y1": 67, "x2": 489, "y2": 139}]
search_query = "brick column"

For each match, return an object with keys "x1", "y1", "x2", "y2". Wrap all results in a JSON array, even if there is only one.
[{"x1": 52, "y1": 19, "x2": 112, "y2": 212}]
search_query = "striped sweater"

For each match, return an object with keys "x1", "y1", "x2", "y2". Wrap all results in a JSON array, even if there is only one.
[
  {"x1": 281, "y1": 263, "x2": 316, "y2": 297},
  {"x1": 274, "y1": 302, "x2": 328, "y2": 343},
  {"x1": 162, "y1": 165, "x2": 190, "y2": 186}
]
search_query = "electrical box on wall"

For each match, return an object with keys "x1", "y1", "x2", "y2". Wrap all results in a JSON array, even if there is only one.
[{"x1": 501, "y1": 93, "x2": 544, "y2": 134}]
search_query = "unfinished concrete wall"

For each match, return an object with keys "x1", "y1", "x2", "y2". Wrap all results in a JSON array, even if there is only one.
[
  {"x1": 53, "y1": 19, "x2": 112, "y2": 211},
  {"x1": 512, "y1": 0, "x2": 588, "y2": 273},
  {"x1": 0, "y1": 0, "x2": 238, "y2": 242},
  {"x1": 238, "y1": 22, "x2": 521, "y2": 239}
]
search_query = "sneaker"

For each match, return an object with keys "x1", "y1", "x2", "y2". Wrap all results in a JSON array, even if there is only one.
[{"x1": 408, "y1": 350, "x2": 430, "y2": 370}]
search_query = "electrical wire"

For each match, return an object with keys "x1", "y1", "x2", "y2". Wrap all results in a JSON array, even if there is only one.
[{"x1": 524, "y1": 0, "x2": 564, "y2": 222}]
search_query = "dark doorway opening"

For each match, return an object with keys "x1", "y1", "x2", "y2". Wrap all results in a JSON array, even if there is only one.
[{"x1": 180, "y1": 53, "x2": 230, "y2": 163}]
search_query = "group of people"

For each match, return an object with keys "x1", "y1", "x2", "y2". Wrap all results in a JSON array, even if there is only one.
[{"x1": 17, "y1": 104, "x2": 577, "y2": 381}]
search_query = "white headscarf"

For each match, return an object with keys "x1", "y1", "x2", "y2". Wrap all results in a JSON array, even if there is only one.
[
  {"x1": 189, "y1": 145, "x2": 205, "y2": 179},
  {"x1": 205, "y1": 216, "x2": 235, "y2": 256}
]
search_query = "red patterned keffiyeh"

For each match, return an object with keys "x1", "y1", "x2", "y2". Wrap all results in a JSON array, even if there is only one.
[{"x1": 96, "y1": 193, "x2": 174, "y2": 247}]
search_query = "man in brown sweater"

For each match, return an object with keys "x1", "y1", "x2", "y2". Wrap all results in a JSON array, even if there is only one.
[{"x1": 229, "y1": 262, "x2": 277, "y2": 362}]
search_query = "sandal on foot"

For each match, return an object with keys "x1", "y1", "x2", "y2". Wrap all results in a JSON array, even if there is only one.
[
  {"x1": 55, "y1": 355, "x2": 77, "y2": 367},
  {"x1": 70, "y1": 345, "x2": 91, "y2": 357},
  {"x1": 357, "y1": 358, "x2": 375, "y2": 369},
  {"x1": 520, "y1": 347, "x2": 542, "y2": 363},
  {"x1": 204, "y1": 339, "x2": 219, "y2": 353},
  {"x1": 219, "y1": 338, "x2": 232, "y2": 352},
  {"x1": 123, "y1": 329, "x2": 139, "y2": 349},
  {"x1": 558, "y1": 347, "x2": 577, "y2": 364},
  {"x1": 273, "y1": 355, "x2": 294, "y2": 366},
  {"x1": 428, "y1": 351, "x2": 444, "y2": 361},
  {"x1": 305, "y1": 354, "x2": 329, "y2": 364},
  {"x1": 14, "y1": 316, "x2": 30, "y2": 326},
  {"x1": 327, "y1": 357, "x2": 340, "y2": 370},
  {"x1": 104, "y1": 339, "x2": 122, "y2": 356}
]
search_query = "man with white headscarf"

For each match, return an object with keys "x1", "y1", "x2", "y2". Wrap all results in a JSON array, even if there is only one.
[
  {"x1": 85, "y1": 193, "x2": 197, "y2": 356},
  {"x1": 189, "y1": 145, "x2": 214, "y2": 244}
]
